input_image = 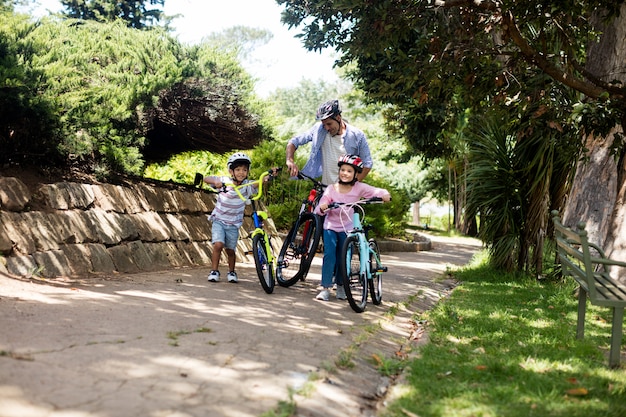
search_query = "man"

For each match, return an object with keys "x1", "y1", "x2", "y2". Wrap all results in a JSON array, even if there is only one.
[{"x1": 285, "y1": 99, "x2": 373, "y2": 185}]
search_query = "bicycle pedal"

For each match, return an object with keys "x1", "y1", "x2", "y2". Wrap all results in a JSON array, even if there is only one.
[{"x1": 374, "y1": 267, "x2": 388, "y2": 273}]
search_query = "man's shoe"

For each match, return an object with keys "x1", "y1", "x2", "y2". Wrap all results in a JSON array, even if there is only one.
[
  {"x1": 336, "y1": 286, "x2": 347, "y2": 300},
  {"x1": 207, "y1": 270, "x2": 220, "y2": 282},
  {"x1": 316, "y1": 289, "x2": 330, "y2": 301},
  {"x1": 227, "y1": 271, "x2": 238, "y2": 283}
]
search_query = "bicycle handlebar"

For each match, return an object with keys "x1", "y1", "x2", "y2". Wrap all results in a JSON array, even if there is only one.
[
  {"x1": 327, "y1": 197, "x2": 384, "y2": 210},
  {"x1": 195, "y1": 167, "x2": 282, "y2": 201},
  {"x1": 296, "y1": 172, "x2": 327, "y2": 190}
]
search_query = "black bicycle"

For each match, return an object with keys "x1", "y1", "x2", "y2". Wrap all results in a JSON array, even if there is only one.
[{"x1": 276, "y1": 172, "x2": 326, "y2": 287}]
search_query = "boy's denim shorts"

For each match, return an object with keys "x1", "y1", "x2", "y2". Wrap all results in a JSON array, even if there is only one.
[{"x1": 211, "y1": 220, "x2": 240, "y2": 250}]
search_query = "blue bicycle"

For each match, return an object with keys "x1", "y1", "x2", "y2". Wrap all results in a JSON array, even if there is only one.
[{"x1": 330, "y1": 198, "x2": 387, "y2": 313}]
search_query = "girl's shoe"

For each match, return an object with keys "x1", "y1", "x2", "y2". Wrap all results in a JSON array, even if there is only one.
[{"x1": 316, "y1": 289, "x2": 330, "y2": 301}]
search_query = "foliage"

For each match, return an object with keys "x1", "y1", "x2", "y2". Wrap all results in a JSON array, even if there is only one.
[
  {"x1": 204, "y1": 25, "x2": 273, "y2": 60},
  {"x1": 1, "y1": 11, "x2": 268, "y2": 175},
  {"x1": 276, "y1": 0, "x2": 626, "y2": 269},
  {"x1": 381, "y1": 252, "x2": 626, "y2": 417},
  {"x1": 359, "y1": 173, "x2": 410, "y2": 239},
  {"x1": 465, "y1": 105, "x2": 579, "y2": 272},
  {"x1": 0, "y1": 12, "x2": 61, "y2": 163},
  {"x1": 60, "y1": 0, "x2": 166, "y2": 29}
]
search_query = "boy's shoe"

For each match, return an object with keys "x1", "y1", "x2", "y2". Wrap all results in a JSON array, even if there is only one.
[
  {"x1": 227, "y1": 271, "x2": 238, "y2": 283},
  {"x1": 316, "y1": 289, "x2": 330, "y2": 301},
  {"x1": 207, "y1": 270, "x2": 220, "y2": 282},
  {"x1": 336, "y1": 286, "x2": 347, "y2": 300}
]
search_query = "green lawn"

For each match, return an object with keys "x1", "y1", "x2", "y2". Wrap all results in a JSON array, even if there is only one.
[{"x1": 381, "y1": 252, "x2": 626, "y2": 417}]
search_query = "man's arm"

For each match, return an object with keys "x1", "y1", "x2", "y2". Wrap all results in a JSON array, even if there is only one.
[
  {"x1": 285, "y1": 142, "x2": 299, "y2": 177},
  {"x1": 357, "y1": 167, "x2": 371, "y2": 182}
]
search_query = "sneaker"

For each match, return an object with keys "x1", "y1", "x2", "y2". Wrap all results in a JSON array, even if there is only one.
[
  {"x1": 207, "y1": 270, "x2": 220, "y2": 282},
  {"x1": 336, "y1": 286, "x2": 347, "y2": 300},
  {"x1": 227, "y1": 271, "x2": 238, "y2": 283},
  {"x1": 316, "y1": 289, "x2": 330, "y2": 301}
]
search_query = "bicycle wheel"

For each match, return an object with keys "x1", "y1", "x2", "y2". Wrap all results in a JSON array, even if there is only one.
[
  {"x1": 340, "y1": 235, "x2": 368, "y2": 313},
  {"x1": 368, "y1": 239, "x2": 383, "y2": 305},
  {"x1": 276, "y1": 213, "x2": 321, "y2": 287},
  {"x1": 252, "y1": 234, "x2": 275, "y2": 294}
]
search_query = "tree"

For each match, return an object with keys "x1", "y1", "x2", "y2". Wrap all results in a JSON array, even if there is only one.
[
  {"x1": 204, "y1": 26, "x2": 273, "y2": 60},
  {"x1": 1, "y1": 14, "x2": 270, "y2": 175},
  {"x1": 60, "y1": 0, "x2": 166, "y2": 29},
  {"x1": 277, "y1": 0, "x2": 626, "y2": 276}
]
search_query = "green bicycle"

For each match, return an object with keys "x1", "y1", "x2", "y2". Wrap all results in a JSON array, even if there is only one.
[{"x1": 196, "y1": 168, "x2": 280, "y2": 294}]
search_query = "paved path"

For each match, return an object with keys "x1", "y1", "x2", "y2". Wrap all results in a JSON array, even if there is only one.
[{"x1": 0, "y1": 234, "x2": 480, "y2": 417}]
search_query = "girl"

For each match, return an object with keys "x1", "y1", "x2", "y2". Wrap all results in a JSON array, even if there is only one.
[{"x1": 314, "y1": 154, "x2": 391, "y2": 301}]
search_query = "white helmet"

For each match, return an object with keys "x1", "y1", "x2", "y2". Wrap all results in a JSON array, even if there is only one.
[{"x1": 227, "y1": 152, "x2": 251, "y2": 170}]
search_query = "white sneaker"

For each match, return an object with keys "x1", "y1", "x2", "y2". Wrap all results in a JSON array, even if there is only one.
[
  {"x1": 227, "y1": 271, "x2": 238, "y2": 283},
  {"x1": 207, "y1": 270, "x2": 220, "y2": 282},
  {"x1": 336, "y1": 286, "x2": 347, "y2": 300},
  {"x1": 316, "y1": 289, "x2": 330, "y2": 301}
]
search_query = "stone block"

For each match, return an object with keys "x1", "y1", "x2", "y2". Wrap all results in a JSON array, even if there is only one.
[
  {"x1": 60, "y1": 244, "x2": 93, "y2": 276},
  {"x1": 197, "y1": 191, "x2": 216, "y2": 212},
  {"x1": 64, "y1": 182, "x2": 95, "y2": 209},
  {"x1": 130, "y1": 211, "x2": 171, "y2": 242},
  {"x1": 0, "y1": 257, "x2": 7, "y2": 274},
  {"x1": 38, "y1": 183, "x2": 71, "y2": 210},
  {"x1": 21, "y1": 212, "x2": 61, "y2": 251},
  {"x1": 45, "y1": 212, "x2": 79, "y2": 244},
  {"x1": 84, "y1": 209, "x2": 126, "y2": 245},
  {"x1": 161, "y1": 213, "x2": 191, "y2": 241},
  {"x1": 63, "y1": 210, "x2": 98, "y2": 243},
  {"x1": 108, "y1": 245, "x2": 139, "y2": 273},
  {"x1": 142, "y1": 242, "x2": 175, "y2": 270},
  {"x1": 173, "y1": 189, "x2": 206, "y2": 213},
  {"x1": 6, "y1": 254, "x2": 38, "y2": 277},
  {"x1": 185, "y1": 241, "x2": 213, "y2": 265},
  {"x1": 119, "y1": 186, "x2": 146, "y2": 214},
  {"x1": 0, "y1": 177, "x2": 31, "y2": 211},
  {"x1": 33, "y1": 250, "x2": 72, "y2": 278},
  {"x1": 160, "y1": 241, "x2": 187, "y2": 267},
  {"x1": 91, "y1": 184, "x2": 120, "y2": 212},
  {"x1": 174, "y1": 241, "x2": 195, "y2": 265},
  {"x1": 86, "y1": 243, "x2": 116, "y2": 273},
  {"x1": 1, "y1": 212, "x2": 36, "y2": 255},
  {"x1": 126, "y1": 240, "x2": 153, "y2": 271},
  {"x1": 179, "y1": 214, "x2": 211, "y2": 241},
  {"x1": 0, "y1": 214, "x2": 14, "y2": 253}
]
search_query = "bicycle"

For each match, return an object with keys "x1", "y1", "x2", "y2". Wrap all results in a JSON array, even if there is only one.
[
  {"x1": 275, "y1": 172, "x2": 326, "y2": 287},
  {"x1": 195, "y1": 168, "x2": 281, "y2": 294},
  {"x1": 329, "y1": 197, "x2": 388, "y2": 313}
]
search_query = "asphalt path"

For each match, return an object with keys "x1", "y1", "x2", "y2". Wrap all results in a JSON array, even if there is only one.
[{"x1": 0, "y1": 234, "x2": 481, "y2": 417}]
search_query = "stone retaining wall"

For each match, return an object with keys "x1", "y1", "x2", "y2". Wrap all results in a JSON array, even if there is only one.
[{"x1": 0, "y1": 176, "x2": 279, "y2": 279}]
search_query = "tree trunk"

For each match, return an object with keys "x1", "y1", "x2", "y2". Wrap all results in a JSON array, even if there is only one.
[{"x1": 563, "y1": 5, "x2": 626, "y2": 282}]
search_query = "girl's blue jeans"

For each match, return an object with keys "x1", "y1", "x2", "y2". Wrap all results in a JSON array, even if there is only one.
[{"x1": 321, "y1": 229, "x2": 347, "y2": 288}]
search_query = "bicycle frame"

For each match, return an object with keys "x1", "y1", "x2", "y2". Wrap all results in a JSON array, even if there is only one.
[
  {"x1": 333, "y1": 198, "x2": 386, "y2": 312},
  {"x1": 275, "y1": 172, "x2": 326, "y2": 286}
]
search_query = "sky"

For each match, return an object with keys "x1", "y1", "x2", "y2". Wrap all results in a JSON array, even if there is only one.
[{"x1": 20, "y1": 0, "x2": 340, "y2": 97}]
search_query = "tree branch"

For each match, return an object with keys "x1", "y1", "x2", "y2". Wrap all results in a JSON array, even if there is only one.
[{"x1": 501, "y1": 11, "x2": 610, "y2": 100}]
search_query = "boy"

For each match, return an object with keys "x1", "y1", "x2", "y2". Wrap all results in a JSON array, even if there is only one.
[
  {"x1": 202, "y1": 152, "x2": 255, "y2": 283},
  {"x1": 314, "y1": 154, "x2": 391, "y2": 301}
]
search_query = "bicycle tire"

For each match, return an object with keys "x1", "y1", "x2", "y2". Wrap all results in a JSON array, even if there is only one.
[
  {"x1": 368, "y1": 239, "x2": 383, "y2": 305},
  {"x1": 252, "y1": 234, "x2": 275, "y2": 294},
  {"x1": 276, "y1": 212, "x2": 321, "y2": 287},
  {"x1": 340, "y1": 235, "x2": 368, "y2": 313}
]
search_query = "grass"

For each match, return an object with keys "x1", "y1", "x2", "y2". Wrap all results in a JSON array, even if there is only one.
[{"x1": 380, "y1": 251, "x2": 626, "y2": 417}]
